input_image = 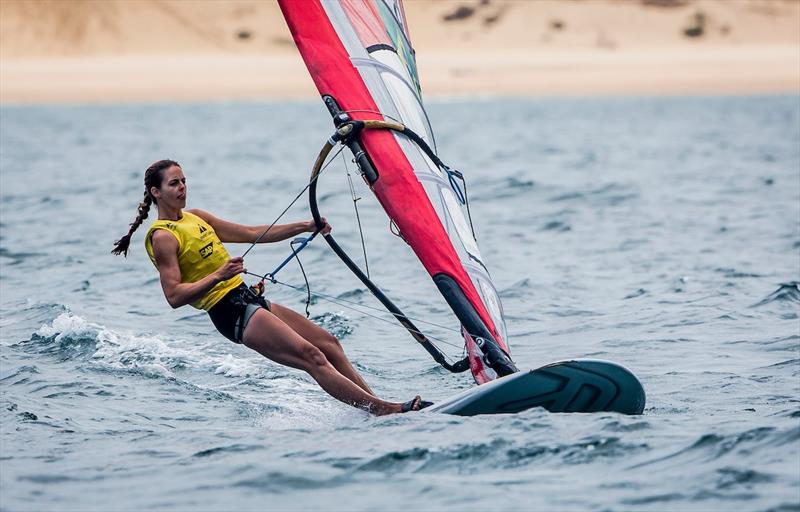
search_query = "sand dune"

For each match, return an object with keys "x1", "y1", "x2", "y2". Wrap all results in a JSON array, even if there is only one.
[{"x1": 1, "y1": 0, "x2": 798, "y2": 103}]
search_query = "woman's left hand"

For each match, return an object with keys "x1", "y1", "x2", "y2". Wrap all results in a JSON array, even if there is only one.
[{"x1": 308, "y1": 218, "x2": 332, "y2": 235}]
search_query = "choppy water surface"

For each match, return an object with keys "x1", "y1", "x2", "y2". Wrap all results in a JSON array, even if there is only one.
[{"x1": 1, "y1": 96, "x2": 798, "y2": 511}]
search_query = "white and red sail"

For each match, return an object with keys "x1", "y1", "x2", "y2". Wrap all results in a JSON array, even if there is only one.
[{"x1": 279, "y1": 0, "x2": 511, "y2": 383}]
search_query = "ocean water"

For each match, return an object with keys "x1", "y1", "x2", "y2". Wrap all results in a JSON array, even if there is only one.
[{"x1": 1, "y1": 95, "x2": 798, "y2": 512}]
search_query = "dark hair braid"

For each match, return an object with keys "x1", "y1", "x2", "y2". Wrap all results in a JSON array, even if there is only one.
[{"x1": 111, "y1": 159, "x2": 179, "y2": 257}]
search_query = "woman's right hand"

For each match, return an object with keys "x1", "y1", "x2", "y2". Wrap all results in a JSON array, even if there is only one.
[{"x1": 215, "y1": 256, "x2": 245, "y2": 282}]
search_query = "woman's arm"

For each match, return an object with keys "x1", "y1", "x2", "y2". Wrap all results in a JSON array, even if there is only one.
[
  {"x1": 189, "y1": 208, "x2": 329, "y2": 244},
  {"x1": 151, "y1": 229, "x2": 244, "y2": 308}
]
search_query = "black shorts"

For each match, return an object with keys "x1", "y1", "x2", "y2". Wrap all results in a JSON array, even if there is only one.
[{"x1": 207, "y1": 284, "x2": 271, "y2": 343}]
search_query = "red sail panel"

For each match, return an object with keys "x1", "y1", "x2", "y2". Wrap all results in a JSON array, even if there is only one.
[{"x1": 340, "y1": 0, "x2": 391, "y2": 47}]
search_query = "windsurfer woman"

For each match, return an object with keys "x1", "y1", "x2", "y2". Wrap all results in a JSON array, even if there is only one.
[{"x1": 112, "y1": 159, "x2": 428, "y2": 415}]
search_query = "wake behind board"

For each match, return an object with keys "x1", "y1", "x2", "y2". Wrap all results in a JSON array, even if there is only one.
[{"x1": 426, "y1": 359, "x2": 646, "y2": 416}]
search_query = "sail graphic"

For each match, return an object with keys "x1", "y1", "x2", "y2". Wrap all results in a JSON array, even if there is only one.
[{"x1": 280, "y1": 0, "x2": 516, "y2": 383}]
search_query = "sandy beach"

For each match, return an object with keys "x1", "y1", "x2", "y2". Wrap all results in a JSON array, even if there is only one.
[{"x1": 1, "y1": 0, "x2": 798, "y2": 103}]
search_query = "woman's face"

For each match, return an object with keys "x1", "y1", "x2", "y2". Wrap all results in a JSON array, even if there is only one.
[{"x1": 151, "y1": 165, "x2": 186, "y2": 209}]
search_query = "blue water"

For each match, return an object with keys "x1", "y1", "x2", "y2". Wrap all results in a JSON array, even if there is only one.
[{"x1": 1, "y1": 96, "x2": 798, "y2": 511}]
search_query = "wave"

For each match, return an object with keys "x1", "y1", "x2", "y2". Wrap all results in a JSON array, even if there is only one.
[
  {"x1": 621, "y1": 465, "x2": 778, "y2": 506},
  {"x1": 498, "y1": 278, "x2": 532, "y2": 299},
  {"x1": 473, "y1": 177, "x2": 537, "y2": 201},
  {"x1": 752, "y1": 282, "x2": 800, "y2": 307},
  {"x1": 540, "y1": 219, "x2": 571, "y2": 232},
  {"x1": 548, "y1": 182, "x2": 639, "y2": 207},
  {"x1": 193, "y1": 443, "x2": 266, "y2": 458},
  {"x1": 23, "y1": 312, "x2": 100, "y2": 362},
  {"x1": 345, "y1": 434, "x2": 650, "y2": 476},
  {"x1": 2, "y1": 306, "x2": 379, "y2": 427},
  {"x1": 715, "y1": 267, "x2": 764, "y2": 279},
  {"x1": 0, "y1": 301, "x2": 68, "y2": 343},
  {"x1": 311, "y1": 312, "x2": 354, "y2": 339},
  {"x1": 0, "y1": 246, "x2": 47, "y2": 266},
  {"x1": 631, "y1": 426, "x2": 799, "y2": 470},
  {"x1": 624, "y1": 288, "x2": 648, "y2": 299},
  {"x1": 20, "y1": 312, "x2": 266, "y2": 382},
  {"x1": 715, "y1": 466, "x2": 775, "y2": 489},
  {"x1": 0, "y1": 364, "x2": 39, "y2": 383}
]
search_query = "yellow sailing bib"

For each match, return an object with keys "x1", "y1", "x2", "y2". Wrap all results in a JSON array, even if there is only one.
[{"x1": 145, "y1": 211, "x2": 243, "y2": 310}]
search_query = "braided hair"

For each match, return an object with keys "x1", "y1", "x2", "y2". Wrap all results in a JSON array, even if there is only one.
[{"x1": 111, "y1": 159, "x2": 180, "y2": 256}]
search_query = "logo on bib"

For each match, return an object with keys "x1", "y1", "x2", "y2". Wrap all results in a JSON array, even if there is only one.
[
  {"x1": 199, "y1": 242, "x2": 213, "y2": 259},
  {"x1": 199, "y1": 225, "x2": 207, "y2": 234}
]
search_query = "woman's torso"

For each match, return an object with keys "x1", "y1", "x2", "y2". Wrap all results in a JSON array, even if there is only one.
[{"x1": 144, "y1": 210, "x2": 243, "y2": 310}]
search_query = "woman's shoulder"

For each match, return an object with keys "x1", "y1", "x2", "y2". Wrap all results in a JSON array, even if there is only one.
[
  {"x1": 145, "y1": 222, "x2": 181, "y2": 259},
  {"x1": 150, "y1": 227, "x2": 179, "y2": 243},
  {"x1": 185, "y1": 208, "x2": 214, "y2": 223}
]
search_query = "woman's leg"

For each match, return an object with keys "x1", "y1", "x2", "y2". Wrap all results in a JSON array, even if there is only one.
[
  {"x1": 268, "y1": 303, "x2": 375, "y2": 395},
  {"x1": 242, "y1": 308, "x2": 401, "y2": 415}
]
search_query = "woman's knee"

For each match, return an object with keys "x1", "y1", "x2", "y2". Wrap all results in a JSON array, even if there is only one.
[
  {"x1": 318, "y1": 332, "x2": 342, "y2": 353},
  {"x1": 300, "y1": 343, "x2": 330, "y2": 370}
]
